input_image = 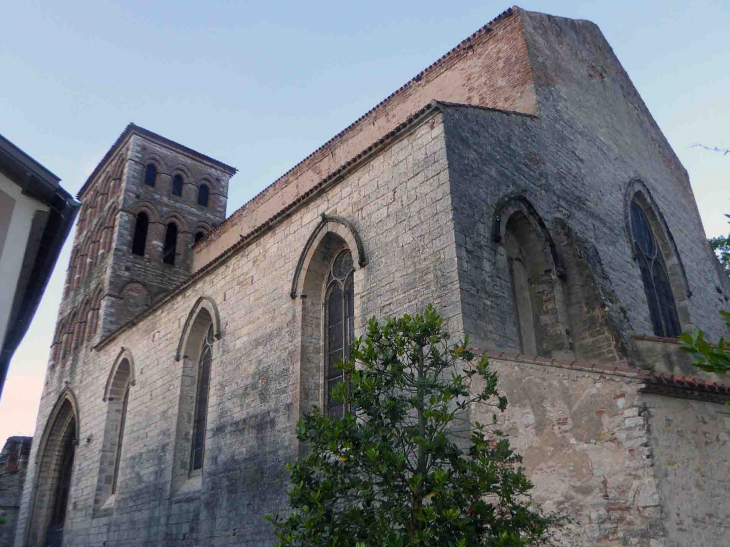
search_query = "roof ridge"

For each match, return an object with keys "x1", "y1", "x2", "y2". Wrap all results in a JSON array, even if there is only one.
[
  {"x1": 97, "y1": 102, "x2": 442, "y2": 350},
  {"x1": 76, "y1": 123, "x2": 237, "y2": 199},
  {"x1": 203, "y1": 7, "x2": 517, "y2": 242}
]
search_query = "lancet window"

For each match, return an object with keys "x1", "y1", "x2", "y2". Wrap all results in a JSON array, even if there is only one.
[
  {"x1": 630, "y1": 197, "x2": 681, "y2": 337},
  {"x1": 191, "y1": 325, "x2": 214, "y2": 472},
  {"x1": 324, "y1": 249, "x2": 355, "y2": 418}
]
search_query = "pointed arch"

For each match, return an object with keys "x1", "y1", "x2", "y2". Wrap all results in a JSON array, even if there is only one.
[
  {"x1": 291, "y1": 213, "x2": 367, "y2": 299},
  {"x1": 103, "y1": 348, "x2": 137, "y2": 402},
  {"x1": 27, "y1": 388, "x2": 80, "y2": 547},
  {"x1": 491, "y1": 193, "x2": 565, "y2": 277},
  {"x1": 491, "y1": 194, "x2": 572, "y2": 358},
  {"x1": 624, "y1": 179, "x2": 692, "y2": 334},
  {"x1": 35, "y1": 388, "x2": 81, "y2": 464},
  {"x1": 175, "y1": 296, "x2": 222, "y2": 362}
]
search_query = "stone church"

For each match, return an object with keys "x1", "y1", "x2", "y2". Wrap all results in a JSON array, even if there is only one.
[{"x1": 13, "y1": 7, "x2": 730, "y2": 547}]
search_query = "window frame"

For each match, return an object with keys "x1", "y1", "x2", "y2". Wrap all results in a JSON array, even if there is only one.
[
  {"x1": 198, "y1": 184, "x2": 209, "y2": 207},
  {"x1": 629, "y1": 197, "x2": 682, "y2": 337},
  {"x1": 323, "y1": 249, "x2": 355, "y2": 418},
  {"x1": 163, "y1": 222, "x2": 178, "y2": 266},
  {"x1": 172, "y1": 174, "x2": 184, "y2": 197},
  {"x1": 189, "y1": 324, "x2": 215, "y2": 476},
  {"x1": 144, "y1": 164, "x2": 157, "y2": 187}
]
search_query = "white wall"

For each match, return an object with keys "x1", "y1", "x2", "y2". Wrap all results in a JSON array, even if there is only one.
[{"x1": 0, "y1": 172, "x2": 49, "y2": 350}]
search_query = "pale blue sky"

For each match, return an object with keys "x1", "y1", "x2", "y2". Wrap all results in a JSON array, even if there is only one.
[{"x1": 1, "y1": 0, "x2": 728, "y2": 441}]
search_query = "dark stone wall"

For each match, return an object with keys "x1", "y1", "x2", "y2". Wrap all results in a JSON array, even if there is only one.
[
  {"x1": 0, "y1": 437, "x2": 31, "y2": 547},
  {"x1": 445, "y1": 10, "x2": 728, "y2": 363}
]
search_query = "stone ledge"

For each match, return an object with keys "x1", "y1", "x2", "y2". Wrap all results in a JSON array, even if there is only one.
[{"x1": 482, "y1": 350, "x2": 730, "y2": 404}]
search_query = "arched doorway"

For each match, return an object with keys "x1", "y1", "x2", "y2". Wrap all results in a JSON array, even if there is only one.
[
  {"x1": 44, "y1": 415, "x2": 76, "y2": 546},
  {"x1": 27, "y1": 394, "x2": 79, "y2": 547}
]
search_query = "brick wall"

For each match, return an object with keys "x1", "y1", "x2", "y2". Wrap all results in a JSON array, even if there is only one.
[{"x1": 192, "y1": 7, "x2": 537, "y2": 270}]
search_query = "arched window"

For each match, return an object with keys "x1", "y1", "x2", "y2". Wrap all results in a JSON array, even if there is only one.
[
  {"x1": 172, "y1": 300, "x2": 219, "y2": 490},
  {"x1": 324, "y1": 250, "x2": 355, "y2": 417},
  {"x1": 191, "y1": 325, "x2": 214, "y2": 472},
  {"x1": 96, "y1": 353, "x2": 134, "y2": 510},
  {"x1": 163, "y1": 223, "x2": 178, "y2": 266},
  {"x1": 630, "y1": 198, "x2": 681, "y2": 337},
  {"x1": 46, "y1": 416, "x2": 76, "y2": 544},
  {"x1": 132, "y1": 212, "x2": 148, "y2": 256},
  {"x1": 144, "y1": 164, "x2": 157, "y2": 187},
  {"x1": 111, "y1": 387, "x2": 129, "y2": 494},
  {"x1": 198, "y1": 184, "x2": 209, "y2": 207},
  {"x1": 32, "y1": 394, "x2": 78, "y2": 547},
  {"x1": 194, "y1": 231, "x2": 205, "y2": 244},
  {"x1": 172, "y1": 174, "x2": 183, "y2": 197},
  {"x1": 501, "y1": 208, "x2": 570, "y2": 358}
]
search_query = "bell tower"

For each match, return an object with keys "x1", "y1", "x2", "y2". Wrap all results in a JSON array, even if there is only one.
[{"x1": 50, "y1": 124, "x2": 236, "y2": 365}]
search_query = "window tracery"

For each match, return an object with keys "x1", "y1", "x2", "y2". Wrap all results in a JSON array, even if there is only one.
[
  {"x1": 324, "y1": 250, "x2": 354, "y2": 418},
  {"x1": 630, "y1": 198, "x2": 681, "y2": 337}
]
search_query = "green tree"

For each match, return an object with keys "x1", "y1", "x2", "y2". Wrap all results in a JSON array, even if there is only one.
[
  {"x1": 268, "y1": 306, "x2": 559, "y2": 546},
  {"x1": 680, "y1": 311, "x2": 730, "y2": 409},
  {"x1": 709, "y1": 214, "x2": 730, "y2": 275}
]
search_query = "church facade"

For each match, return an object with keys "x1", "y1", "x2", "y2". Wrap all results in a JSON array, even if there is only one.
[{"x1": 14, "y1": 7, "x2": 730, "y2": 547}]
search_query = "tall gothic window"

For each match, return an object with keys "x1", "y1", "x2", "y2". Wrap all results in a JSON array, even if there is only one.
[
  {"x1": 172, "y1": 174, "x2": 183, "y2": 197},
  {"x1": 191, "y1": 325, "x2": 214, "y2": 473},
  {"x1": 163, "y1": 223, "x2": 178, "y2": 266},
  {"x1": 111, "y1": 387, "x2": 129, "y2": 495},
  {"x1": 630, "y1": 198, "x2": 681, "y2": 337},
  {"x1": 198, "y1": 184, "x2": 209, "y2": 207},
  {"x1": 144, "y1": 164, "x2": 157, "y2": 187},
  {"x1": 325, "y1": 250, "x2": 354, "y2": 418},
  {"x1": 132, "y1": 212, "x2": 148, "y2": 256}
]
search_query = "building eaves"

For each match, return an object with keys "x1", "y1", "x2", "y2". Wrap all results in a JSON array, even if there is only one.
[
  {"x1": 205, "y1": 7, "x2": 518, "y2": 242},
  {"x1": 98, "y1": 100, "x2": 449, "y2": 349},
  {"x1": 77, "y1": 123, "x2": 237, "y2": 200},
  {"x1": 99, "y1": 97, "x2": 539, "y2": 348},
  {"x1": 0, "y1": 134, "x2": 62, "y2": 204}
]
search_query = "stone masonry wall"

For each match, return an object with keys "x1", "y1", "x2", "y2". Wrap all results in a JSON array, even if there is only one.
[
  {"x1": 445, "y1": 10, "x2": 728, "y2": 361},
  {"x1": 192, "y1": 7, "x2": 537, "y2": 270},
  {"x1": 478, "y1": 358, "x2": 664, "y2": 546},
  {"x1": 103, "y1": 134, "x2": 232, "y2": 335},
  {"x1": 0, "y1": 438, "x2": 31, "y2": 547},
  {"x1": 645, "y1": 393, "x2": 730, "y2": 546},
  {"x1": 16, "y1": 112, "x2": 459, "y2": 547},
  {"x1": 479, "y1": 355, "x2": 729, "y2": 546}
]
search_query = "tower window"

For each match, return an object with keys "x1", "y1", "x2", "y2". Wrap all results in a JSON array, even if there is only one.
[
  {"x1": 132, "y1": 212, "x2": 149, "y2": 256},
  {"x1": 163, "y1": 223, "x2": 178, "y2": 266},
  {"x1": 630, "y1": 198, "x2": 681, "y2": 337},
  {"x1": 144, "y1": 164, "x2": 157, "y2": 187},
  {"x1": 198, "y1": 184, "x2": 209, "y2": 207},
  {"x1": 195, "y1": 231, "x2": 205, "y2": 243},
  {"x1": 172, "y1": 174, "x2": 183, "y2": 197}
]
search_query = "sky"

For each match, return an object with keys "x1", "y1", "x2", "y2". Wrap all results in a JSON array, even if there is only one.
[{"x1": 0, "y1": 0, "x2": 728, "y2": 444}]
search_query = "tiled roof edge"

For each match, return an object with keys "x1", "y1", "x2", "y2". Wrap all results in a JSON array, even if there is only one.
[
  {"x1": 203, "y1": 7, "x2": 518, "y2": 243},
  {"x1": 77, "y1": 123, "x2": 237, "y2": 200},
  {"x1": 95, "y1": 101, "x2": 446, "y2": 350},
  {"x1": 484, "y1": 350, "x2": 730, "y2": 400}
]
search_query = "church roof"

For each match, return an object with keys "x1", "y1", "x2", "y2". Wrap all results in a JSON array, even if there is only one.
[{"x1": 76, "y1": 123, "x2": 237, "y2": 199}]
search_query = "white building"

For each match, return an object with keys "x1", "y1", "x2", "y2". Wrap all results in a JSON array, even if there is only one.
[{"x1": 0, "y1": 134, "x2": 79, "y2": 396}]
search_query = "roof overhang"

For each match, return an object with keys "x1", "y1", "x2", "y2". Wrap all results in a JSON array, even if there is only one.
[{"x1": 0, "y1": 134, "x2": 80, "y2": 397}]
